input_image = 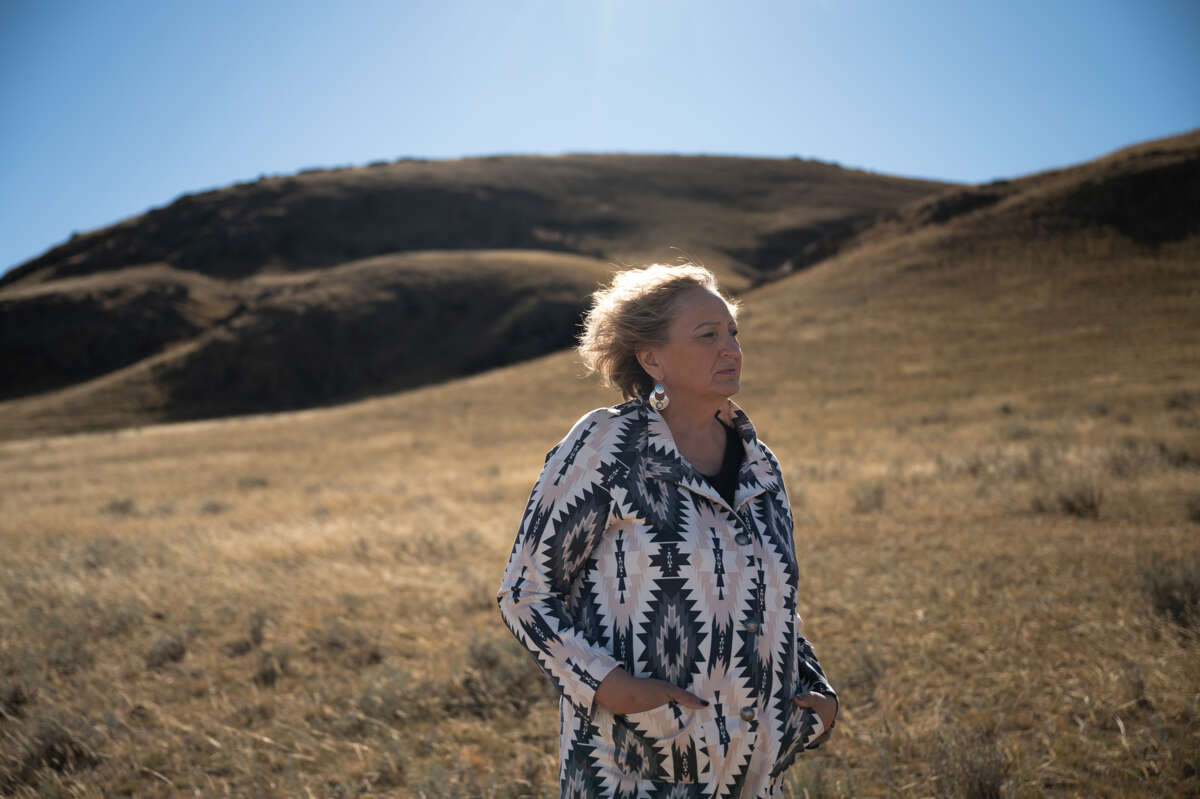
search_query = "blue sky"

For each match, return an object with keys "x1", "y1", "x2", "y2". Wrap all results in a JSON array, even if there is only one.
[{"x1": 2, "y1": 0, "x2": 1198, "y2": 277}]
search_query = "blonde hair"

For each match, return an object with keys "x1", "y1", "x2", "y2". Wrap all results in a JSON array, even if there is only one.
[{"x1": 578, "y1": 263, "x2": 739, "y2": 399}]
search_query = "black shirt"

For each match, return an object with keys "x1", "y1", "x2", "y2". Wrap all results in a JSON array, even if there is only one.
[{"x1": 700, "y1": 417, "x2": 744, "y2": 508}]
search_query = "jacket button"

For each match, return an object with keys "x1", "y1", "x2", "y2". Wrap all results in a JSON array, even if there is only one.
[
  {"x1": 735, "y1": 533, "x2": 751, "y2": 546},
  {"x1": 744, "y1": 620, "x2": 759, "y2": 633},
  {"x1": 740, "y1": 706, "x2": 756, "y2": 722}
]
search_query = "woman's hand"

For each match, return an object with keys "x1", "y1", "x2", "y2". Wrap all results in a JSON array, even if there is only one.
[
  {"x1": 792, "y1": 691, "x2": 838, "y2": 745},
  {"x1": 594, "y1": 667, "x2": 709, "y2": 715}
]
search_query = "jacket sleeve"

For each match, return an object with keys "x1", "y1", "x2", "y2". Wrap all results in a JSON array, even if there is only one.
[
  {"x1": 496, "y1": 413, "x2": 622, "y2": 722},
  {"x1": 795, "y1": 624, "x2": 836, "y2": 697},
  {"x1": 768, "y1": 445, "x2": 839, "y2": 746},
  {"x1": 796, "y1": 624, "x2": 838, "y2": 749}
]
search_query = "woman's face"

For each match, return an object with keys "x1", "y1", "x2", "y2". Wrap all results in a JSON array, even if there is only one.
[{"x1": 643, "y1": 287, "x2": 742, "y2": 404}]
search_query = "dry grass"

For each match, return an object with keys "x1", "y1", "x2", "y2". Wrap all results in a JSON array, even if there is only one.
[{"x1": 2, "y1": 222, "x2": 1199, "y2": 796}]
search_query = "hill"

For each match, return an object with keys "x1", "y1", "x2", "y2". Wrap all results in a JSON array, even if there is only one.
[
  {"x1": 0, "y1": 155, "x2": 946, "y2": 437},
  {"x1": 0, "y1": 251, "x2": 616, "y2": 436},
  {"x1": 0, "y1": 130, "x2": 1197, "y2": 797}
]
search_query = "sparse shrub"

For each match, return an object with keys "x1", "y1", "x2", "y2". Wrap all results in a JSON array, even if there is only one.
[
  {"x1": 145, "y1": 636, "x2": 186, "y2": 669},
  {"x1": 226, "y1": 609, "x2": 269, "y2": 656},
  {"x1": 220, "y1": 638, "x2": 253, "y2": 658},
  {"x1": 1, "y1": 680, "x2": 34, "y2": 719},
  {"x1": 198, "y1": 499, "x2": 228, "y2": 514},
  {"x1": 448, "y1": 635, "x2": 557, "y2": 719},
  {"x1": 28, "y1": 715, "x2": 102, "y2": 772},
  {"x1": 850, "y1": 481, "x2": 885, "y2": 514},
  {"x1": 1056, "y1": 481, "x2": 1103, "y2": 519},
  {"x1": 81, "y1": 537, "x2": 137, "y2": 571},
  {"x1": 1153, "y1": 440, "x2": 1199, "y2": 470},
  {"x1": 0, "y1": 713, "x2": 102, "y2": 792},
  {"x1": 1139, "y1": 553, "x2": 1200, "y2": 628},
  {"x1": 1104, "y1": 439, "x2": 1148, "y2": 479},
  {"x1": 47, "y1": 635, "x2": 94, "y2": 676},
  {"x1": 1188, "y1": 494, "x2": 1200, "y2": 524},
  {"x1": 1165, "y1": 390, "x2": 1200, "y2": 410},
  {"x1": 229, "y1": 702, "x2": 273, "y2": 729},
  {"x1": 75, "y1": 594, "x2": 143, "y2": 638},
  {"x1": 929, "y1": 725, "x2": 1010, "y2": 799},
  {"x1": 308, "y1": 619, "x2": 382, "y2": 668},
  {"x1": 997, "y1": 423, "x2": 1036, "y2": 441},
  {"x1": 253, "y1": 650, "x2": 288, "y2": 686},
  {"x1": 363, "y1": 742, "x2": 408, "y2": 792},
  {"x1": 102, "y1": 497, "x2": 136, "y2": 516},
  {"x1": 358, "y1": 667, "x2": 415, "y2": 726},
  {"x1": 1118, "y1": 659, "x2": 1153, "y2": 711},
  {"x1": 248, "y1": 610, "x2": 267, "y2": 646},
  {"x1": 237, "y1": 475, "x2": 269, "y2": 490}
]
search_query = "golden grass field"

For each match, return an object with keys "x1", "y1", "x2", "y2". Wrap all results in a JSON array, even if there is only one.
[{"x1": 2, "y1": 220, "x2": 1199, "y2": 797}]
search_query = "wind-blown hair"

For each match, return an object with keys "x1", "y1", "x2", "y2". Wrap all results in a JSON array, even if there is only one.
[{"x1": 578, "y1": 263, "x2": 739, "y2": 400}]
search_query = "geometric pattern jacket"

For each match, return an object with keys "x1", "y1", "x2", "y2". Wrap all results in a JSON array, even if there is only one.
[{"x1": 497, "y1": 396, "x2": 837, "y2": 798}]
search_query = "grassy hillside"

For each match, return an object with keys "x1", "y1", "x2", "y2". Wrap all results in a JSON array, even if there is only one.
[
  {"x1": 0, "y1": 250, "x2": 618, "y2": 439},
  {"x1": 0, "y1": 155, "x2": 947, "y2": 436},
  {"x1": 1, "y1": 131, "x2": 1198, "y2": 797},
  {"x1": 1, "y1": 155, "x2": 947, "y2": 288}
]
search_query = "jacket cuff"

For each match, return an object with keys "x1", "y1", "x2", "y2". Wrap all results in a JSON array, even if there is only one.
[
  {"x1": 568, "y1": 653, "x2": 622, "y2": 721},
  {"x1": 796, "y1": 657, "x2": 834, "y2": 695}
]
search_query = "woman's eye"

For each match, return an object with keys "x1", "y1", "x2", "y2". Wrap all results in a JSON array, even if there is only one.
[{"x1": 730, "y1": 329, "x2": 739, "y2": 337}]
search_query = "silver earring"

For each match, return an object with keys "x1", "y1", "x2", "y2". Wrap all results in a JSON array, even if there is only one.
[{"x1": 650, "y1": 383, "x2": 670, "y2": 411}]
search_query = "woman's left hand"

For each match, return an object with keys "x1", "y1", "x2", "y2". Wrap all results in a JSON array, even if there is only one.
[{"x1": 792, "y1": 692, "x2": 838, "y2": 745}]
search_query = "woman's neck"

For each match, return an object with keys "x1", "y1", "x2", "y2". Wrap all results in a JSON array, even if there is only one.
[{"x1": 659, "y1": 395, "x2": 723, "y2": 438}]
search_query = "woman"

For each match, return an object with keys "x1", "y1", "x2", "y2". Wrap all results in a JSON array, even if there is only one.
[{"x1": 497, "y1": 263, "x2": 837, "y2": 798}]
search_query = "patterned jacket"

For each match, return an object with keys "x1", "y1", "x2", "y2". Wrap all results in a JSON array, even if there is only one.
[{"x1": 497, "y1": 397, "x2": 837, "y2": 799}]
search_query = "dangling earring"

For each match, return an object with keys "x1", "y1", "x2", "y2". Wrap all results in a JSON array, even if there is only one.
[{"x1": 650, "y1": 383, "x2": 670, "y2": 411}]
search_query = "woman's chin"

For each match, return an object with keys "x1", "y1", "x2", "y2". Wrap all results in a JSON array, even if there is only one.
[{"x1": 715, "y1": 381, "x2": 740, "y2": 398}]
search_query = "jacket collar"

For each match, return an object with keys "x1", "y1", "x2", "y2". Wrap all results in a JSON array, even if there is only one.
[{"x1": 636, "y1": 396, "x2": 782, "y2": 511}]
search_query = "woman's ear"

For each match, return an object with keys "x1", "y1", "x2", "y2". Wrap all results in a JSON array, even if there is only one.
[{"x1": 636, "y1": 348, "x2": 663, "y2": 382}]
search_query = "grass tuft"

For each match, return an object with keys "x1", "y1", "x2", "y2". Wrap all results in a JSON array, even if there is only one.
[
  {"x1": 1139, "y1": 553, "x2": 1200, "y2": 628},
  {"x1": 1055, "y1": 481, "x2": 1103, "y2": 519},
  {"x1": 145, "y1": 636, "x2": 187, "y2": 669},
  {"x1": 930, "y1": 725, "x2": 1011, "y2": 799},
  {"x1": 0, "y1": 680, "x2": 35, "y2": 720},
  {"x1": 447, "y1": 635, "x2": 558, "y2": 720},
  {"x1": 308, "y1": 618, "x2": 383, "y2": 668},
  {"x1": 0, "y1": 713, "x2": 102, "y2": 793},
  {"x1": 198, "y1": 499, "x2": 229, "y2": 515},
  {"x1": 254, "y1": 648, "x2": 293, "y2": 686},
  {"x1": 101, "y1": 497, "x2": 136, "y2": 516},
  {"x1": 849, "y1": 481, "x2": 885, "y2": 514},
  {"x1": 1165, "y1": 390, "x2": 1200, "y2": 411},
  {"x1": 47, "y1": 634, "x2": 94, "y2": 677}
]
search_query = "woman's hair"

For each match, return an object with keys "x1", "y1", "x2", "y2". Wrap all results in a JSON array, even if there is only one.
[{"x1": 578, "y1": 262, "x2": 739, "y2": 400}]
